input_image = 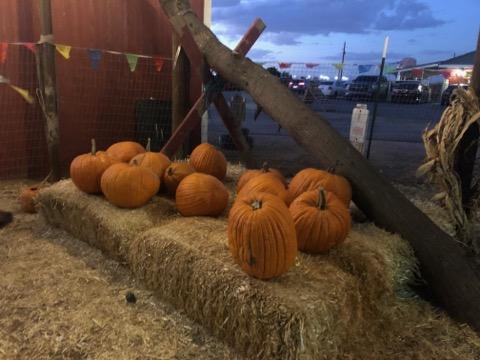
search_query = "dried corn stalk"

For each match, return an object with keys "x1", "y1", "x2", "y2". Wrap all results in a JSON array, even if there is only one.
[{"x1": 417, "y1": 89, "x2": 480, "y2": 251}]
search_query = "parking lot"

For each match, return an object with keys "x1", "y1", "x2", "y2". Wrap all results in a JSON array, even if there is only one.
[{"x1": 208, "y1": 92, "x2": 445, "y2": 183}]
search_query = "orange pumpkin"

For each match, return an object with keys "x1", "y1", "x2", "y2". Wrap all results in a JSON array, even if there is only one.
[
  {"x1": 289, "y1": 188, "x2": 351, "y2": 254},
  {"x1": 130, "y1": 138, "x2": 171, "y2": 179},
  {"x1": 287, "y1": 168, "x2": 329, "y2": 203},
  {"x1": 175, "y1": 173, "x2": 229, "y2": 217},
  {"x1": 106, "y1": 141, "x2": 145, "y2": 162},
  {"x1": 236, "y1": 162, "x2": 286, "y2": 192},
  {"x1": 18, "y1": 186, "x2": 39, "y2": 213},
  {"x1": 163, "y1": 162, "x2": 195, "y2": 195},
  {"x1": 317, "y1": 171, "x2": 352, "y2": 206},
  {"x1": 70, "y1": 139, "x2": 118, "y2": 194},
  {"x1": 189, "y1": 143, "x2": 227, "y2": 180},
  {"x1": 228, "y1": 192, "x2": 297, "y2": 280},
  {"x1": 100, "y1": 160, "x2": 160, "y2": 208},
  {"x1": 238, "y1": 173, "x2": 289, "y2": 204}
]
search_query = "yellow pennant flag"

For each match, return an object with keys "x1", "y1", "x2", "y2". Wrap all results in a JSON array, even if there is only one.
[
  {"x1": 9, "y1": 85, "x2": 34, "y2": 104},
  {"x1": 56, "y1": 44, "x2": 72, "y2": 59}
]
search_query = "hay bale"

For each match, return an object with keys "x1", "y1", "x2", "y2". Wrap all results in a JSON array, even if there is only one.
[
  {"x1": 37, "y1": 177, "x2": 480, "y2": 359},
  {"x1": 37, "y1": 180, "x2": 177, "y2": 262}
]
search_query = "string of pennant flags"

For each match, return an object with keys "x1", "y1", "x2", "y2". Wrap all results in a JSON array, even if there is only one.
[
  {"x1": 0, "y1": 40, "x2": 170, "y2": 104},
  {"x1": 273, "y1": 62, "x2": 398, "y2": 74}
]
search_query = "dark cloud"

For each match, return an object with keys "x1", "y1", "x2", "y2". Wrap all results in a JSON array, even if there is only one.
[{"x1": 213, "y1": 0, "x2": 445, "y2": 40}]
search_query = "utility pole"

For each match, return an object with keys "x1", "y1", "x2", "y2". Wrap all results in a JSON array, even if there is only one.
[
  {"x1": 338, "y1": 41, "x2": 346, "y2": 81},
  {"x1": 38, "y1": 0, "x2": 61, "y2": 180}
]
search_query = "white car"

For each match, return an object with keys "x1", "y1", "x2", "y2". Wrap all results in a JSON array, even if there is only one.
[{"x1": 318, "y1": 81, "x2": 347, "y2": 98}]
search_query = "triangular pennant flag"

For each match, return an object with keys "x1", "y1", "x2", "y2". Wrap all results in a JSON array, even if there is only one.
[
  {"x1": 333, "y1": 63, "x2": 344, "y2": 70},
  {"x1": 22, "y1": 43, "x2": 37, "y2": 53},
  {"x1": 0, "y1": 74, "x2": 10, "y2": 84},
  {"x1": 154, "y1": 57, "x2": 165, "y2": 72},
  {"x1": 305, "y1": 63, "x2": 319, "y2": 69},
  {"x1": 279, "y1": 62, "x2": 291, "y2": 69},
  {"x1": 126, "y1": 53, "x2": 139, "y2": 72},
  {"x1": 0, "y1": 42, "x2": 8, "y2": 64},
  {"x1": 88, "y1": 49, "x2": 102, "y2": 70},
  {"x1": 9, "y1": 85, "x2": 34, "y2": 104},
  {"x1": 384, "y1": 64, "x2": 397, "y2": 74},
  {"x1": 55, "y1": 44, "x2": 72, "y2": 59},
  {"x1": 358, "y1": 65, "x2": 373, "y2": 74}
]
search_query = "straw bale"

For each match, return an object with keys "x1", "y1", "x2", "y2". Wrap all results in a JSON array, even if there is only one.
[{"x1": 37, "y1": 180, "x2": 177, "y2": 262}]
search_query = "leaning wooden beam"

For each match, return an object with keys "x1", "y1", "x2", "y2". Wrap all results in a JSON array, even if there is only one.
[
  {"x1": 158, "y1": 0, "x2": 480, "y2": 331},
  {"x1": 162, "y1": 18, "x2": 265, "y2": 165}
]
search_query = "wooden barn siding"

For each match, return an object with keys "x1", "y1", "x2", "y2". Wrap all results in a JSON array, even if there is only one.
[{"x1": 0, "y1": 0, "x2": 204, "y2": 178}]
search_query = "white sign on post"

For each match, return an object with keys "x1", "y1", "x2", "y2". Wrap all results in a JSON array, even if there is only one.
[{"x1": 349, "y1": 104, "x2": 369, "y2": 155}]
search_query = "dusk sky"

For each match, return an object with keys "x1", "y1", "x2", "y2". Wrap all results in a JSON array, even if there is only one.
[{"x1": 212, "y1": 0, "x2": 479, "y2": 65}]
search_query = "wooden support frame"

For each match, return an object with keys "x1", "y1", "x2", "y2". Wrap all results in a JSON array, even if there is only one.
[{"x1": 161, "y1": 18, "x2": 265, "y2": 166}]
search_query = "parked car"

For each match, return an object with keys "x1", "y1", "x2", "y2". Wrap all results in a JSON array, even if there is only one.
[
  {"x1": 391, "y1": 81, "x2": 430, "y2": 104},
  {"x1": 345, "y1": 75, "x2": 390, "y2": 101},
  {"x1": 288, "y1": 79, "x2": 308, "y2": 94},
  {"x1": 441, "y1": 84, "x2": 469, "y2": 106},
  {"x1": 318, "y1": 81, "x2": 347, "y2": 98}
]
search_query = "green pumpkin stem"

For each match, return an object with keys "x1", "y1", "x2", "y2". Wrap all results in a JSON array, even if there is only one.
[
  {"x1": 91, "y1": 138, "x2": 96, "y2": 156},
  {"x1": 317, "y1": 188, "x2": 327, "y2": 210},
  {"x1": 146, "y1": 138, "x2": 151, "y2": 152},
  {"x1": 251, "y1": 200, "x2": 262, "y2": 210},
  {"x1": 261, "y1": 161, "x2": 269, "y2": 172}
]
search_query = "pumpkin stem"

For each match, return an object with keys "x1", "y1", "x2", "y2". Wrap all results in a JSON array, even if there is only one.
[
  {"x1": 251, "y1": 200, "x2": 262, "y2": 210},
  {"x1": 91, "y1": 138, "x2": 96, "y2": 156},
  {"x1": 132, "y1": 159, "x2": 139, "y2": 166},
  {"x1": 327, "y1": 160, "x2": 340, "y2": 174},
  {"x1": 167, "y1": 167, "x2": 174, "y2": 176},
  {"x1": 261, "y1": 161, "x2": 269, "y2": 172},
  {"x1": 317, "y1": 188, "x2": 327, "y2": 210},
  {"x1": 146, "y1": 138, "x2": 151, "y2": 152}
]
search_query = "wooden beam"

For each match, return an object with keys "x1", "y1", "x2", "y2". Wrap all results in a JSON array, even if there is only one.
[
  {"x1": 38, "y1": 0, "x2": 61, "y2": 181},
  {"x1": 158, "y1": 0, "x2": 480, "y2": 331}
]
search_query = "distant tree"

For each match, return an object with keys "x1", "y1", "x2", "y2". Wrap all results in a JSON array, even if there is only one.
[{"x1": 266, "y1": 67, "x2": 281, "y2": 77}]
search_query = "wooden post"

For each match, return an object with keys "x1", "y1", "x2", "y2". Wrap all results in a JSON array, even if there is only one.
[
  {"x1": 158, "y1": 0, "x2": 480, "y2": 331},
  {"x1": 172, "y1": 34, "x2": 190, "y2": 158},
  {"x1": 38, "y1": 0, "x2": 61, "y2": 180},
  {"x1": 455, "y1": 31, "x2": 480, "y2": 211}
]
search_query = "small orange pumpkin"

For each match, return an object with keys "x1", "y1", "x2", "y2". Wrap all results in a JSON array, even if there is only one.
[
  {"x1": 18, "y1": 172, "x2": 52, "y2": 213},
  {"x1": 163, "y1": 162, "x2": 195, "y2": 195},
  {"x1": 287, "y1": 168, "x2": 329, "y2": 203},
  {"x1": 106, "y1": 140, "x2": 145, "y2": 162},
  {"x1": 175, "y1": 173, "x2": 229, "y2": 217},
  {"x1": 100, "y1": 160, "x2": 160, "y2": 208},
  {"x1": 289, "y1": 188, "x2": 351, "y2": 254},
  {"x1": 70, "y1": 139, "x2": 118, "y2": 194},
  {"x1": 317, "y1": 170, "x2": 352, "y2": 206},
  {"x1": 236, "y1": 162, "x2": 286, "y2": 192},
  {"x1": 130, "y1": 138, "x2": 171, "y2": 179},
  {"x1": 238, "y1": 173, "x2": 289, "y2": 204},
  {"x1": 228, "y1": 192, "x2": 297, "y2": 280},
  {"x1": 189, "y1": 143, "x2": 227, "y2": 180}
]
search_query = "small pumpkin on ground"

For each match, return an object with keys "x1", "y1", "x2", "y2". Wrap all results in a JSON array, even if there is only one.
[
  {"x1": 289, "y1": 188, "x2": 351, "y2": 254},
  {"x1": 163, "y1": 162, "x2": 195, "y2": 195},
  {"x1": 130, "y1": 138, "x2": 171, "y2": 178},
  {"x1": 175, "y1": 173, "x2": 229, "y2": 217},
  {"x1": 106, "y1": 140, "x2": 145, "y2": 162},
  {"x1": 189, "y1": 143, "x2": 227, "y2": 180},
  {"x1": 238, "y1": 173, "x2": 289, "y2": 204},
  {"x1": 70, "y1": 139, "x2": 118, "y2": 194},
  {"x1": 236, "y1": 162, "x2": 286, "y2": 192},
  {"x1": 18, "y1": 171, "x2": 53, "y2": 213},
  {"x1": 100, "y1": 160, "x2": 160, "y2": 208},
  {"x1": 228, "y1": 192, "x2": 297, "y2": 280}
]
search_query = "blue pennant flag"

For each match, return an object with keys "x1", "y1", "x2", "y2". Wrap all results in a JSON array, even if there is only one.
[
  {"x1": 358, "y1": 65, "x2": 373, "y2": 74},
  {"x1": 88, "y1": 49, "x2": 102, "y2": 70}
]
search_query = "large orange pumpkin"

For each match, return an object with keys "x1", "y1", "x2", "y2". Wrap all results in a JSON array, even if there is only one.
[
  {"x1": 100, "y1": 160, "x2": 160, "y2": 208},
  {"x1": 106, "y1": 141, "x2": 145, "y2": 162},
  {"x1": 175, "y1": 173, "x2": 229, "y2": 217},
  {"x1": 70, "y1": 139, "x2": 118, "y2": 194},
  {"x1": 287, "y1": 167, "x2": 352, "y2": 206},
  {"x1": 189, "y1": 143, "x2": 227, "y2": 180},
  {"x1": 236, "y1": 162, "x2": 286, "y2": 192},
  {"x1": 228, "y1": 192, "x2": 297, "y2": 279},
  {"x1": 238, "y1": 173, "x2": 289, "y2": 204},
  {"x1": 289, "y1": 188, "x2": 351, "y2": 254},
  {"x1": 163, "y1": 162, "x2": 195, "y2": 195},
  {"x1": 130, "y1": 138, "x2": 171, "y2": 178}
]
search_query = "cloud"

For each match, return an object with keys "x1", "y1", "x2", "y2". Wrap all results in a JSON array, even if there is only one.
[
  {"x1": 213, "y1": 0, "x2": 445, "y2": 40},
  {"x1": 320, "y1": 51, "x2": 413, "y2": 62},
  {"x1": 247, "y1": 48, "x2": 277, "y2": 61}
]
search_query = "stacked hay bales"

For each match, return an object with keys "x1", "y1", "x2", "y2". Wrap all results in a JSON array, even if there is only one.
[{"x1": 36, "y1": 166, "x2": 480, "y2": 359}]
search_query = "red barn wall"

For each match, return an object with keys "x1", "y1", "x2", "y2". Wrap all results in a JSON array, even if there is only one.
[{"x1": 0, "y1": 0, "x2": 205, "y2": 178}]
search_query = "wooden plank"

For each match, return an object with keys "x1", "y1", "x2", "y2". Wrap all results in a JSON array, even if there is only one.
[{"x1": 158, "y1": 0, "x2": 480, "y2": 331}]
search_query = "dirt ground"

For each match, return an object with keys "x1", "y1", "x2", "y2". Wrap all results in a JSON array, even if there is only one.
[{"x1": 0, "y1": 180, "x2": 240, "y2": 360}]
